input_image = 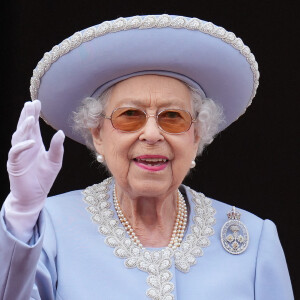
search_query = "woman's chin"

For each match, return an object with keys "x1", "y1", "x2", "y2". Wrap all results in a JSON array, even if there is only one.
[{"x1": 125, "y1": 176, "x2": 174, "y2": 198}]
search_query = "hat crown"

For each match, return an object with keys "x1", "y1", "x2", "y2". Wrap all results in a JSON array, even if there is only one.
[{"x1": 30, "y1": 14, "x2": 259, "y2": 145}]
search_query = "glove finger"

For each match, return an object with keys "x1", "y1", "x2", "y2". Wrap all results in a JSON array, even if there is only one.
[
  {"x1": 17, "y1": 101, "x2": 34, "y2": 129},
  {"x1": 8, "y1": 140, "x2": 36, "y2": 165},
  {"x1": 47, "y1": 130, "x2": 65, "y2": 164},
  {"x1": 12, "y1": 116, "x2": 35, "y2": 146},
  {"x1": 32, "y1": 100, "x2": 42, "y2": 124},
  {"x1": 31, "y1": 110, "x2": 43, "y2": 146},
  {"x1": 20, "y1": 100, "x2": 41, "y2": 126},
  {"x1": 16, "y1": 102, "x2": 29, "y2": 129},
  {"x1": 24, "y1": 101, "x2": 36, "y2": 120},
  {"x1": 13, "y1": 100, "x2": 43, "y2": 146}
]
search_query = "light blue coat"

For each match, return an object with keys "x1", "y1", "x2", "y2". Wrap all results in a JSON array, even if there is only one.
[{"x1": 0, "y1": 179, "x2": 294, "y2": 300}]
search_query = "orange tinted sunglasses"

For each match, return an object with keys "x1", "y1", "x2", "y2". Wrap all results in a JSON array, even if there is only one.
[{"x1": 103, "y1": 107, "x2": 197, "y2": 134}]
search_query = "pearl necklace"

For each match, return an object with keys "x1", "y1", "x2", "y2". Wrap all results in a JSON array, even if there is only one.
[{"x1": 113, "y1": 185, "x2": 188, "y2": 250}]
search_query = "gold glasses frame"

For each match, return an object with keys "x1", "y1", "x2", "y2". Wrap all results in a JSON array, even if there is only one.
[{"x1": 102, "y1": 107, "x2": 197, "y2": 134}]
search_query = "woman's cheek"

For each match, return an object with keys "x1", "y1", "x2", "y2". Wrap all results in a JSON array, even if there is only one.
[
  {"x1": 173, "y1": 150, "x2": 193, "y2": 180},
  {"x1": 111, "y1": 143, "x2": 131, "y2": 173},
  {"x1": 171, "y1": 158, "x2": 183, "y2": 182}
]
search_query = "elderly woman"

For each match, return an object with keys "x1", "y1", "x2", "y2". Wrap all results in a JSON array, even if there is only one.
[{"x1": 0, "y1": 15, "x2": 293, "y2": 300}]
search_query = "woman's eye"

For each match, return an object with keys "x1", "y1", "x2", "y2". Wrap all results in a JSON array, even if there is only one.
[
  {"x1": 164, "y1": 111, "x2": 181, "y2": 118},
  {"x1": 123, "y1": 110, "x2": 139, "y2": 116}
]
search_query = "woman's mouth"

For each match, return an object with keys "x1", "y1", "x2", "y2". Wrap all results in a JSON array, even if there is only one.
[{"x1": 133, "y1": 155, "x2": 169, "y2": 171}]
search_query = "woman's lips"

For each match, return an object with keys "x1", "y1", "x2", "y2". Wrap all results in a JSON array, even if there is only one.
[{"x1": 133, "y1": 155, "x2": 169, "y2": 171}]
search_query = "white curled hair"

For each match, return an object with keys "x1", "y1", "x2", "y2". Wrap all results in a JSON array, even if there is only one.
[
  {"x1": 72, "y1": 83, "x2": 224, "y2": 156},
  {"x1": 189, "y1": 86, "x2": 225, "y2": 154}
]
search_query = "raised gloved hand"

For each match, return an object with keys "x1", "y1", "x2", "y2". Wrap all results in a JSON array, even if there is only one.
[{"x1": 4, "y1": 100, "x2": 65, "y2": 242}]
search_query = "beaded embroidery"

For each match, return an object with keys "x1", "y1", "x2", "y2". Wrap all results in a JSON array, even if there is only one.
[
  {"x1": 30, "y1": 14, "x2": 259, "y2": 109},
  {"x1": 83, "y1": 178, "x2": 216, "y2": 300}
]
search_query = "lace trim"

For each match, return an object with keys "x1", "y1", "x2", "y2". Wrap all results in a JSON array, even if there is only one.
[
  {"x1": 83, "y1": 177, "x2": 216, "y2": 300},
  {"x1": 30, "y1": 14, "x2": 259, "y2": 108}
]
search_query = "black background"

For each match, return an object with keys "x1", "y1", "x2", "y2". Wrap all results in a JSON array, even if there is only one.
[{"x1": 1, "y1": 0, "x2": 298, "y2": 296}]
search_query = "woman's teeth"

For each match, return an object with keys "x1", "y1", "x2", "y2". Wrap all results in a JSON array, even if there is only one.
[{"x1": 135, "y1": 158, "x2": 168, "y2": 165}]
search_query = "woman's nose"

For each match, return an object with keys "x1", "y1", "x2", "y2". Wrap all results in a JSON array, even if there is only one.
[{"x1": 139, "y1": 115, "x2": 164, "y2": 144}]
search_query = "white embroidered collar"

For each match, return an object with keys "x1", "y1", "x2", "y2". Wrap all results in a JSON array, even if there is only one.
[{"x1": 83, "y1": 177, "x2": 216, "y2": 300}]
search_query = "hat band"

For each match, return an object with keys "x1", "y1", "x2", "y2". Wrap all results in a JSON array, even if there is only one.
[{"x1": 91, "y1": 70, "x2": 206, "y2": 99}]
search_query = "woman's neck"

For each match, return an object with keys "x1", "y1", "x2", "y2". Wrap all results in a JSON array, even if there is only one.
[{"x1": 115, "y1": 186, "x2": 178, "y2": 248}]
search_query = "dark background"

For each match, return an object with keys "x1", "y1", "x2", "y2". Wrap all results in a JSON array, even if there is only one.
[{"x1": 1, "y1": 0, "x2": 298, "y2": 296}]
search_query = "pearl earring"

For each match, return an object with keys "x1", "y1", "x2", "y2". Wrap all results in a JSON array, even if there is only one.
[
  {"x1": 190, "y1": 160, "x2": 196, "y2": 168},
  {"x1": 96, "y1": 154, "x2": 104, "y2": 163}
]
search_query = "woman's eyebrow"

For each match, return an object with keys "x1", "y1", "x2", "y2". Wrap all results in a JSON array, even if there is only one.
[{"x1": 116, "y1": 98, "x2": 188, "y2": 108}]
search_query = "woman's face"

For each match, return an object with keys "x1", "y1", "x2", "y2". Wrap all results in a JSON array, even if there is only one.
[{"x1": 91, "y1": 75, "x2": 200, "y2": 198}]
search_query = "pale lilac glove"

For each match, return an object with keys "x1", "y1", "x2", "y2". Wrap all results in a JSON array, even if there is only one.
[{"x1": 4, "y1": 100, "x2": 65, "y2": 242}]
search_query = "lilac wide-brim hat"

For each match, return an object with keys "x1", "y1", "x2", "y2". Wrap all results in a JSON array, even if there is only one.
[{"x1": 30, "y1": 14, "x2": 259, "y2": 144}]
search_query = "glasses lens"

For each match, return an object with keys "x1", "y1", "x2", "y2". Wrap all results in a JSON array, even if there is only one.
[
  {"x1": 111, "y1": 107, "x2": 146, "y2": 131},
  {"x1": 158, "y1": 109, "x2": 192, "y2": 133}
]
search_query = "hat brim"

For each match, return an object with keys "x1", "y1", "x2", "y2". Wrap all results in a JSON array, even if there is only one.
[{"x1": 30, "y1": 15, "x2": 259, "y2": 144}]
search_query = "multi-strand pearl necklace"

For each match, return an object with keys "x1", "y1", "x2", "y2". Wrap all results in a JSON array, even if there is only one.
[{"x1": 113, "y1": 185, "x2": 188, "y2": 250}]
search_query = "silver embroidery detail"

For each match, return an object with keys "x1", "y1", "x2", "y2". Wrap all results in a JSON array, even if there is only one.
[
  {"x1": 30, "y1": 14, "x2": 259, "y2": 111},
  {"x1": 82, "y1": 27, "x2": 96, "y2": 42},
  {"x1": 70, "y1": 32, "x2": 83, "y2": 48},
  {"x1": 83, "y1": 177, "x2": 216, "y2": 300},
  {"x1": 125, "y1": 16, "x2": 143, "y2": 29},
  {"x1": 96, "y1": 21, "x2": 112, "y2": 36}
]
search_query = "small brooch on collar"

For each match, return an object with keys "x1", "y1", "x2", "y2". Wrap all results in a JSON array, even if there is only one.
[{"x1": 221, "y1": 206, "x2": 249, "y2": 255}]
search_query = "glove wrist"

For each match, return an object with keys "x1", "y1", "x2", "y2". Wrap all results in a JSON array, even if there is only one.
[
  {"x1": 4, "y1": 193, "x2": 44, "y2": 242},
  {"x1": 5, "y1": 192, "x2": 45, "y2": 213}
]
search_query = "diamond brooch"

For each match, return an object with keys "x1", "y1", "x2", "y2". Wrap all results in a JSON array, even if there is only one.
[{"x1": 221, "y1": 206, "x2": 249, "y2": 255}]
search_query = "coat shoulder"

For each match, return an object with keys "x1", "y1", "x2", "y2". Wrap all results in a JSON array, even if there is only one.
[
  {"x1": 184, "y1": 185, "x2": 266, "y2": 243},
  {"x1": 44, "y1": 190, "x2": 85, "y2": 216}
]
